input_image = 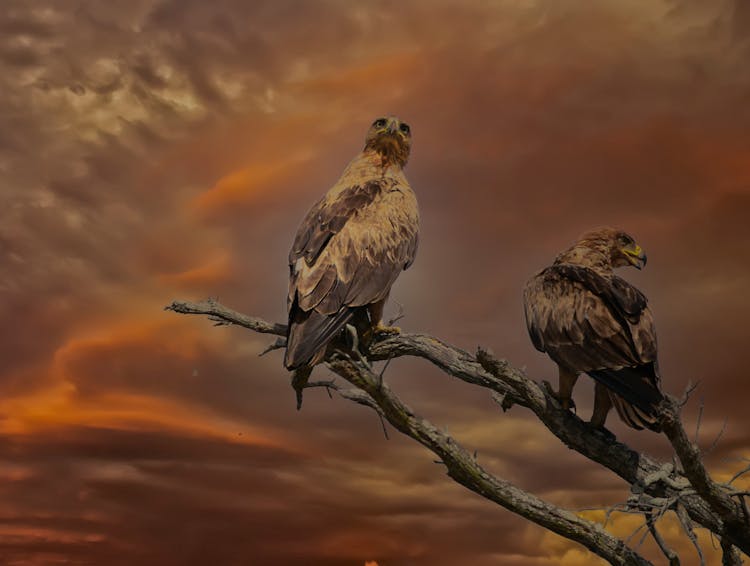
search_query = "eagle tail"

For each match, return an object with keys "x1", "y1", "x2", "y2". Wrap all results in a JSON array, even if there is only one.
[
  {"x1": 588, "y1": 364, "x2": 663, "y2": 432},
  {"x1": 284, "y1": 305, "x2": 356, "y2": 371},
  {"x1": 290, "y1": 366, "x2": 313, "y2": 410}
]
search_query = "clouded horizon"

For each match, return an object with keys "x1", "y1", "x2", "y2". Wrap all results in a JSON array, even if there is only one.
[{"x1": 1, "y1": 1, "x2": 749, "y2": 564}]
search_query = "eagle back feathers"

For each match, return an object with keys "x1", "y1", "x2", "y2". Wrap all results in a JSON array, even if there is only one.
[{"x1": 523, "y1": 264, "x2": 656, "y2": 372}]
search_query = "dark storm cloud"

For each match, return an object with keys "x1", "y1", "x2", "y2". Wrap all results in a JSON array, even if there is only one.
[
  {"x1": 0, "y1": 424, "x2": 543, "y2": 566},
  {"x1": 0, "y1": 0, "x2": 748, "y2": 565}
]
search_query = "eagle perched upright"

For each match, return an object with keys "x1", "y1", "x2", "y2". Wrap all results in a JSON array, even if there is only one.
[
  {"x1": 523, "y1": 228, "x2": 664, "y2": 432},
  {"x1": 284, "y1": 116, "x2": 419, "y2": 406}
]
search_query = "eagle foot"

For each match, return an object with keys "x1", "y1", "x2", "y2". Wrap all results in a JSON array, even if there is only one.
[
  {"x1": 542, "y1": 380, "x2": 577, "y2": 413},
  {"x1": 373, "y1": 324, "x2": 401, "y2": 336}
]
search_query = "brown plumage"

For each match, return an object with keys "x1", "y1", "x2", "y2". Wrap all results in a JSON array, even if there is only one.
[
  {"x1": 523, "y1": 227, "x2": 664, "y2": 432},
  {"x1": 285, "y1": 116, "x2": 419, "y2": 407}
]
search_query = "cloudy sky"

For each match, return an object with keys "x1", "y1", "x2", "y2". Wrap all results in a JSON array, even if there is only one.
[{"x1": 1, "y1": 0, "x2": 749, "y2": 564}]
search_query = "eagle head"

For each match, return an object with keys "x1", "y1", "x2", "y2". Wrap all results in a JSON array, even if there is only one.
[
  {"x1": 364, "y1": 115, "x2": 412, "y2": 167},
  {"x1": 578, "y1": 227, "x2": 648, "y2": 271}
]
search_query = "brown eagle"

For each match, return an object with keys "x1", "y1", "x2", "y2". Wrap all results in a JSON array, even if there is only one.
[
  {"x1": 523, "y1": 227, "x2": 664, "y2": 432},
  {"x1": 284, "y1": 116, "x2": 419, "y2": 407}
]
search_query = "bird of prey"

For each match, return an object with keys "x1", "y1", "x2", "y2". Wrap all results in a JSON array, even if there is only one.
[
  {"x1": 284, "y1": 116, "x2": 419, "y2": 407},
  {"x1": 523, "y1": 227, "x2": 664, "y2": 432}
]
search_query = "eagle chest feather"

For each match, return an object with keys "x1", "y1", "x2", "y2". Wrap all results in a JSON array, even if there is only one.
[{"x1": 289, "y1": 177, "x2": 419, "y2": 315}]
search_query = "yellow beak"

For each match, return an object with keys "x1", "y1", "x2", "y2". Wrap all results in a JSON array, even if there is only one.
[{"x1": 623, "y1": 244, "x2": 647, "y2": 270}]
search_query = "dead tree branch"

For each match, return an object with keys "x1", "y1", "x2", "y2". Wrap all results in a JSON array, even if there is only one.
[
  {"x1": 326, "y1": 353, "x2": 651, "y2": 565},
  {"x1": 166, "y1": 298, "x2": 750, "y2": 561},
  {"x1": 661, "y1": 400, "x2": 748, "y2": 553}
]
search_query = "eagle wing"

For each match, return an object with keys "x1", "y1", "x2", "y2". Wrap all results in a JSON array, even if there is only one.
[
  {"x1": 285, "y1": 178, "x2": 419, "y2": 369},
  {"x1": 524, "y1": 264, "x2": 662, "y2": 430}
]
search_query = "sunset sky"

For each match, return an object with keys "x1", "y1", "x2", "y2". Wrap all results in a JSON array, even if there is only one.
[{"x1": 2, "y1": 0, "x2": 750, "y2": 564}]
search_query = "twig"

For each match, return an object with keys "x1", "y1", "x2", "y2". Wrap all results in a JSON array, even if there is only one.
[
  {"x1": 706, "y1": 418, "x2": 728, "y2": 455},
  {"x1": 695, "y1": 399, "x2": 704, "y2": 444},
  {"x1": 676, "y1": 502, "x2": 706, "y2": 566},
  {"x1": 304, "y1": 378, "x2": 386, "y2": 433},
  {"x1": 376, "y1": 412, "x2": 390, "y2": 440},
  {"x1": 678, "y1": 381, "x2": 701, "y2": 407},
  {"x1": 377, "y1": 356, "x2": 394, "y2": 388},
  {"x1": 646, "y1": 512, "x2": 680, "y2": 566},
  {"x1": 387, "y1": 302, "x2": 405, "y2": 326},
  {"x1": 728, "y1": 463, "x2": 750, "y2": 486},
  {"x1": 259, "y1": 337, "x2": 287, "y2": 357}
]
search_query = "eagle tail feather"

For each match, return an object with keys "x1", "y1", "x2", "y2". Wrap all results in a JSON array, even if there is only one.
[
  {"x1": 290, "y1": 366, "x2": 313, "y2": 410},
  {"x1": 588, "y1": 365, "x2": 663, "y2": 432},
  {"x1": 284, "y1": 306, "x2": 356, "y2": 370}
]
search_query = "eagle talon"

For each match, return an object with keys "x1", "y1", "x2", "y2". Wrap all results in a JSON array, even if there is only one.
[
  {"x1": 543, "y1": 381, "x2": 576, "y2": 413},
  {"x1": 564, "y1": 397, "x2": 577, "y2": 414},
  {"x1": 374, "y1": 324, "x2": 401, "y2": 336}
]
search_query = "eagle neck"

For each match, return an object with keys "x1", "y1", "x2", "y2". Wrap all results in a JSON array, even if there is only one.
[
  {"x1": 342, "y1": 150, "x2": 405, "y2": 183},
  {"x1": 362, "y1": 139, "x2": 409, "y2": 169},
  {"x1": 554, "y1": 244, "x2": 613, "y2": 275}
]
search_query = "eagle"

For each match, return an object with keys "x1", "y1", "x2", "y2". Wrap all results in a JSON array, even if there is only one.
[
  {"x1": 523, "y1": 227, "x2": 664, "y2": 432},
  {"x1": 284, "y1": 116, "x2": 419, "y2": 407}
]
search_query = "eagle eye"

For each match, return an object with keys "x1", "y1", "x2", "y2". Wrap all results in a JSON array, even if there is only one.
[
  {"x1": 373, "y1": 118, "x2": 387, "y2": 128},
  {"x1": 399, "y1": 123, "x2": 410, "y2": 134},
  {"x1": 619, "y1": 234, "x2": 634, "y2": 246}
]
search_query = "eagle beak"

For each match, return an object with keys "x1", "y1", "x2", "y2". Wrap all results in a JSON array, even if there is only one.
[
  {"x1": 386, "y1": 120, "x2": 398, "y2": 135},
  {"x1": 623, "y1": 244, "x2": 647, "y2": 270}
]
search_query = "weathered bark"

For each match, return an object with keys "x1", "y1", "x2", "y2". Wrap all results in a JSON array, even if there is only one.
[{"x1": 166, "y1": 298, "x2": 750, "y2": 562}]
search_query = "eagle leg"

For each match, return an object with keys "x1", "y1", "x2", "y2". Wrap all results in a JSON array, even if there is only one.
[
  {"x1": 590, "y1": 381, "x2": 613, "y2": 429},
  {"x1": 369, "y1": 298, "x2": 401, "y2": 336},
  {"x1": 553, "y1": 366, "x2": 579, "y2": 412}
]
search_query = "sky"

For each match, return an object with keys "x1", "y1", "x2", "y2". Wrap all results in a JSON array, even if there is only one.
[{"x1": 1, "y1": 0, "x2": 749, "y2": 564}]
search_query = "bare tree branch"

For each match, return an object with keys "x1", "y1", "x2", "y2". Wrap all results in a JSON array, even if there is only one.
[
  {"x1": 661, "y1": 399, "x2": 748, "y2": 551},
  {"x1": 166, "y1": 298, "x2": 750, "y2": 560},
  {"x1": 326, "y1": 353, "x2": 652, "y2": 565},
  {"x1": 166, "y1": 299, "x2": 287, "y2": 335}
]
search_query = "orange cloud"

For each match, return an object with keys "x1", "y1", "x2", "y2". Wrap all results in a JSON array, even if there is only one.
[
  {"x1": 0, "y1": 317, "x2": 291, "y2": 452},
  {"x1": 191, "y1": 154, "x2": 311, "y2": 214},
  {"x1": 295, "y1": 51, "x2": 421, "y2": 95},
  {"x1": 157, "y1": 250, "x2": 232, "y2": 288}
]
